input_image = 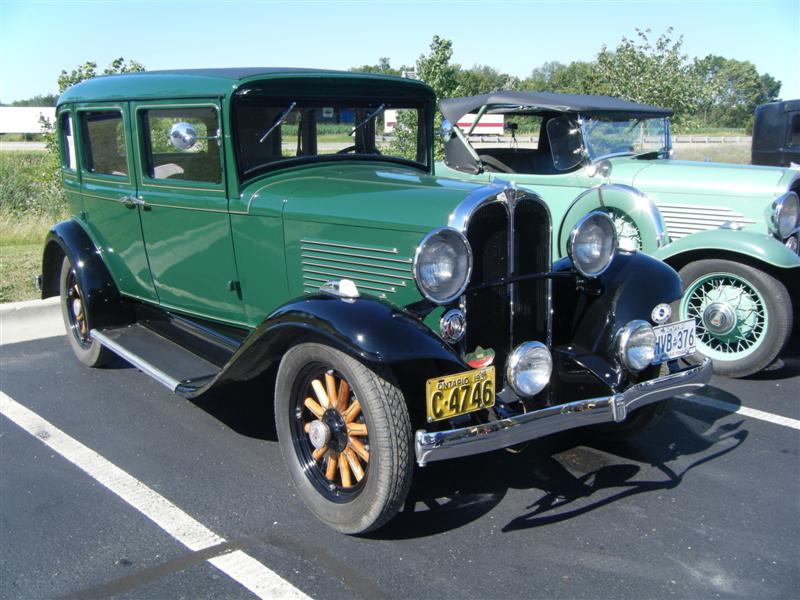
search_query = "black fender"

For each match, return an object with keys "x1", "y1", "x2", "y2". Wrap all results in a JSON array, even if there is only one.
[
  {"x1": 41, "y1": 219, "x2": 133, "y2": 330},
  {"x1": 194, "y1": 294, "x2": 468, "y2": 396},
  {"x1": 552, "y1": 251, "x2": 682, "y2": 376}
]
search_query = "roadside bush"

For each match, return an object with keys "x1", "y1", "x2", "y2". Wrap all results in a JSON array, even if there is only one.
[{"x1": 0, "y1": 151, "x2": 65, "y2": 217}]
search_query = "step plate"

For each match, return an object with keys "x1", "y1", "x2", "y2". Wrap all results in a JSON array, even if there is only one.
[{"x1": 91, "y1": 324, "x2": 220, "y2": 392}]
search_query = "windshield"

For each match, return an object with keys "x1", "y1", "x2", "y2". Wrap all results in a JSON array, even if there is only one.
[
  {"x1": 581, "y1": 117, "x2": 670, "y2": 160},
  {"x1": 234, "y1": 95, "x2": 429, "y2": 181}
]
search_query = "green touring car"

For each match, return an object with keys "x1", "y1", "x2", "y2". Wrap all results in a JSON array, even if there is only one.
[{"x1": 437, "y1": 92, "x2": 800, "y2": 377}]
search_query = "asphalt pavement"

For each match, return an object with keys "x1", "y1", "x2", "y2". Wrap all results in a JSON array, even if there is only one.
[{"x1": 1, "y1": 302, "x2": 798, "y2": 599}]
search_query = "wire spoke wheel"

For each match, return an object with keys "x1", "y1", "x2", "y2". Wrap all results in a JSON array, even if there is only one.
[
  {"x1": 608, "y1": 207, "x2": 642, "y2": 252},
  {"x1": 292, "y1": 365, "x2": 370, "y2": 501},
  {"x1": 680, "y1": 271, "x2": 767, "y2": 360}
]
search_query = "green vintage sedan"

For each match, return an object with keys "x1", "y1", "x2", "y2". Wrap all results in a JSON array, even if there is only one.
[
  {"x1": 41, "y1": 69, "x2": 710, "y2": 533},
  {"x1": 437, "y1": 92, "x2": 800, "y2": 378}
]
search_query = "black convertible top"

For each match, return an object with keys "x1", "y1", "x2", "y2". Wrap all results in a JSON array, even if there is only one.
[{"x1": 440, "y1": 91, "x2": 673, "y2": 123}]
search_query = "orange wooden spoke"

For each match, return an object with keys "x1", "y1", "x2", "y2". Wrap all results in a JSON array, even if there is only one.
[
  {"x1": 303, "y1": 397, "x2": 324, "y2": 419},
  {"x1": 338, "y1": 452, "x2": 352, "y2": 487},
  {"x1": 347, "y1": 422, "x2": 368, "y2": 436},
  {"x1": 325, "y1": 371, "x2": 337, "y2": 410},
  {"x1": 348, "y1": 437, "x2": 370, "y2": 463},
  {"x1": 304, "y1": 422, "x2": 312, "y2": 433},
  {"x1": 336, "y1": 380, "x2": 350, "y2": 412},
  {"x1": 312, "y1": 445, "x2": 328, "y2": 461},
  {"x1": 344, "y1": 448, "x2": 365, "y2": 481},
  {"x1": 344, "y1": 400, "x2": 361, "y2": 423},
  {"x1": 311, "y1": 379, "x2": 330, "y2": 408},
  {"x1": 325, "y1": 453, "x2": 338, "y2": 481}
]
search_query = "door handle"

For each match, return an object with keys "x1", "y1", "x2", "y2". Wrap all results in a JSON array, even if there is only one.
[{"x1": 119, "y1": 195, "x2": 150, "y2": 210}]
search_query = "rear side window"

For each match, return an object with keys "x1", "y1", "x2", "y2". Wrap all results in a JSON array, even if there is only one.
[
  {"x1": 753, "y1": 107, "x2": 783, "y2": 152},
  {"x1": 141, "y1": 107, "x2": 221, "y2": 184},
  {"x1": 81, "y1": 111, "x2": 128, "y2": 177},
  {"x1": 60, "y1": 113, "x2": 77, "y2": 171}
]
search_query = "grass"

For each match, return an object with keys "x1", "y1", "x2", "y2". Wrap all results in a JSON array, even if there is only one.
[
  {"x1": 0, "y1": 212, "x2": 61, "y2": 303},
  {"x1": 672, "y1": 143, "x2": 750, "y2": 164}
]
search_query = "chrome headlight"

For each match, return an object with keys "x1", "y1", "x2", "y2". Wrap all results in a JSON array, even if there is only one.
[
  {"x1": 413, "y1": 227, "x2": 472, "y2": 304},
  {"x1": 616, "y1": 320, "x2": 656, "y2": 372},
  {"x1": 506, "y1": 341, "x2": 552, "y2": 397},
  {"x1": 771, "y1": 192, "x2": 799, "y2": 239},
  {"x1": 568, "y1": 211, "x2": 617, "y2": 277}
]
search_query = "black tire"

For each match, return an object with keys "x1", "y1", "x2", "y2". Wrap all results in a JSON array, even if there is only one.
[
  {"x1": 274, "y1": 343, "x2": 412, "y2": 534},
  {"x1": 59, "y1": 256, "x2": 111, "y2": 367},
  {"x1": 676, "y1": 259, "x2": 792, "y2": 378}
]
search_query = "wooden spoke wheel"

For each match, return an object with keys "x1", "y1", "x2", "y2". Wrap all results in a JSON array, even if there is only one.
[
  {"x1": 275, "y1": 343, "x2": 412, "y2": 534},
  {"x1": 58, "y1": 256, "x2": 111, "y2": 367},
  {"x1": 295, "y1": 368, "x2": 370, "y2": 498}
]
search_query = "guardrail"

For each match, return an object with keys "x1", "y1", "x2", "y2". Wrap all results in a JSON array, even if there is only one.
[{"x1": 464, "y1": 135, "x2": 752, "y2": 145}]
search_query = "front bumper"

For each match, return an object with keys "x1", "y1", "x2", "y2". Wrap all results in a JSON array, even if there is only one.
[{"x1": 415, "y1": 357, "x2": 712, "y2": 466}]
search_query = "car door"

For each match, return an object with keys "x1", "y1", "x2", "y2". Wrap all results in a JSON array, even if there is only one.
[
  {"x1": 76, "y1": 103, "x2": 158, "y2": 302},
  {"x1": 131, "y1": 100, "x2": 245, "y2": 325}
]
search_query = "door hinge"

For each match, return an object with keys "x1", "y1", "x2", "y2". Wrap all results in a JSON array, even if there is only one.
[{"x1": 227, "y1": 280, "x2": 241, "y2": 293}]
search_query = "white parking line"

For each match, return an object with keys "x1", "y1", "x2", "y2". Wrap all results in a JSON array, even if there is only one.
[
  {"x1": 0, "y1": 391, "x2": 311, "y2": 600},
  {"x1": 683, "y1": 393, "x2": 800, "y2": 430}
]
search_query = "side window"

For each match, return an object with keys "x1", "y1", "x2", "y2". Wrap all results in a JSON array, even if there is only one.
[
  {"x1": 81, "y1": 111, "x2": 128, "y2": 177},
  {"x1": 788, "y1": 113, "x2": 800, "y2": 148},
  {"x1": 141, "y1": 107, "x2": 221, "y2": 184},
  {"x1": 59, "y1": 113, "x2": 77, "y2": 171}
]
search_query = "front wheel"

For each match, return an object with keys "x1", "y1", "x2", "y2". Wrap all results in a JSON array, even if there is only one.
[
  {"x1": 275, "y1": 343, "x2": 412, "y2": 534},
  {"x1": 677, "y1": 259, "x2": 793, "y2": 378}
]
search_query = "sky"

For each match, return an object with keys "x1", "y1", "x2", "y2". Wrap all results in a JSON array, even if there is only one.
[{"x1": 1, "y1": 0, "x2": 798, "y2": 103}]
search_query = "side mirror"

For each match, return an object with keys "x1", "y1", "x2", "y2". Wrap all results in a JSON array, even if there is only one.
[
  {"x1": 169, "y1": 122, "x2": 198, "y2": 150},
  {"x1": 585, "y1": 159, "x2": 613, "y2": 179},
  {"x1": 440, "y1": 119, "x2": 455, "y2": 144}
]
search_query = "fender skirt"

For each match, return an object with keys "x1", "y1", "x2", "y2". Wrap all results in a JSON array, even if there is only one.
[
  {"x1": 41, "y1": 219, "x2": 132, "y2": 330},
  {"x1": 186, "y1": 294, "x2": 468, "y2": 397}
]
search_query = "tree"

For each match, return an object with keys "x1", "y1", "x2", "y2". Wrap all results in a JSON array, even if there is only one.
[
  {"x1": 456, "y1": 65, "x2": 519, "y2": 96},
  {"x1": 523, "y1": 61, "x2": 601, "y2": 95},
  {"x1": 693, "y1": 54, "x2": 781, "y2": 128},
  {"x1": 350, "y1": 57, "x2": 406, "y2": 77},
  {"x1": 57, "y1": 57, "x2": 145, "y2": 94},
  {"x1": 595, "y1": 28, "x2": 703, "y2": 125}
]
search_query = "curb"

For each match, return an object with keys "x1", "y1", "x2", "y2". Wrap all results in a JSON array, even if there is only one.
[{"x1": 0, "y1": 297, "x2": 60, "y2": 318}]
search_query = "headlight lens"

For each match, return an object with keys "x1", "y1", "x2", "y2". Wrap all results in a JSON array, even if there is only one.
[
  {"x1": 775, "y1": 192, "x2": 799, "y2": 239},
  {"x1": 506, "y1": 341, "x2": 552, "y2": 397},
  {"x1": 568, "y1": 211, "x2": 617, "y2": 277},
  {"x1": 413, "y1": 228, "x2": 472, "y2": 304},
  {"x1": 616, "y1": 320, "x2": 656, "y2": 372}
]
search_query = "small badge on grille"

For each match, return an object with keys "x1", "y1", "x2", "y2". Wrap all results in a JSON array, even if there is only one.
[
  {"x1": 466, "y1": 346, "x2": 495, "y2": 368},
  {"x1": 439, "y1": 309, "x2": 466, "y2": 343}
]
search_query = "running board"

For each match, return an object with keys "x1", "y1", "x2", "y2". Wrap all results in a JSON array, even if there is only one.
[{"x1": 91, "y1": 324, "x2": 220, "y2": 394}]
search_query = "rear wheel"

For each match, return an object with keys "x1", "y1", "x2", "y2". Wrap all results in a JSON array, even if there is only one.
[
  {"x1": 275, "y1": 343, "x2": 412, "y2": 534},
  {"x1": 59, "y1": 256, "x2": 111, "y2": 367},
  {"x1": 677, "y1": 259, "x2": 792, "y2": 378}
]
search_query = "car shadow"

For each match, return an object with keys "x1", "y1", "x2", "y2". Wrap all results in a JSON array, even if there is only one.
[
  {"x1": 742, "y1": 333, "x2": 800, "y2": 381},
  {"x1": 373, "y1": 384, "x2": 748, "y2": 539}
]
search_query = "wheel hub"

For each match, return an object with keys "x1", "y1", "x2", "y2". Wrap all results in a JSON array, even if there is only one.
[
  {"x1": 307, "y1": 420, "x2": 330, "y2": 450},
  {"x1": 703, "y1": 302, "x2": 737, "y2": 335},
  {"x1": 322, "y1": 409, "x2": 349, "y2": 453}
]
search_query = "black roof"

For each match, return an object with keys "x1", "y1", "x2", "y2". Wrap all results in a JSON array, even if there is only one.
[{"x1": 440, "y1": 91, "x2": 673, "y2": 123}]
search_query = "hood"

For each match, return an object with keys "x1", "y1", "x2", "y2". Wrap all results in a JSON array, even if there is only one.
[{"x1": 624, "y1": 159, "x2": 792, "y2": 198}]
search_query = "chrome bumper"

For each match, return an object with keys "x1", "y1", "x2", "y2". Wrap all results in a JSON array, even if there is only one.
[{"x1": 414, "y1": 358, "x2": 712, "y2": 466}]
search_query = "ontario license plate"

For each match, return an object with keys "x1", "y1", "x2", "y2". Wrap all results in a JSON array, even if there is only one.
[
  {"x1": 653, "y1": 318, "x2": 696, "y2": 364},
  {"x1": 426, "y1": 367, "x2": 495, "y2": 422}
]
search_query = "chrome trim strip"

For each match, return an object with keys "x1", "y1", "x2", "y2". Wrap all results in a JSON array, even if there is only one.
[
  {"x1": 301, "y1": 260, "x2": 413, "y2": 281},
  {"x1": 300, "y1": 239, "x2": 399, "y2": 254},
  {"x1": 304, "y1": 268, "x2": 407, "y2": 287},
  {"x1": 301, "y1": 253, "x2": 413, "y2": 274},
  {"x1": 302, "y1": 275, "x2": 395, "y2": 294},
  {"x1": 414, "y1": 358, "x2": 712, "y2": 466},
  {"x1": 298, "y1": 246, "x2": 412, "y2": 264},
  {"x1": 90, "y1": 329, "x2": 180, "y2": 392}
]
